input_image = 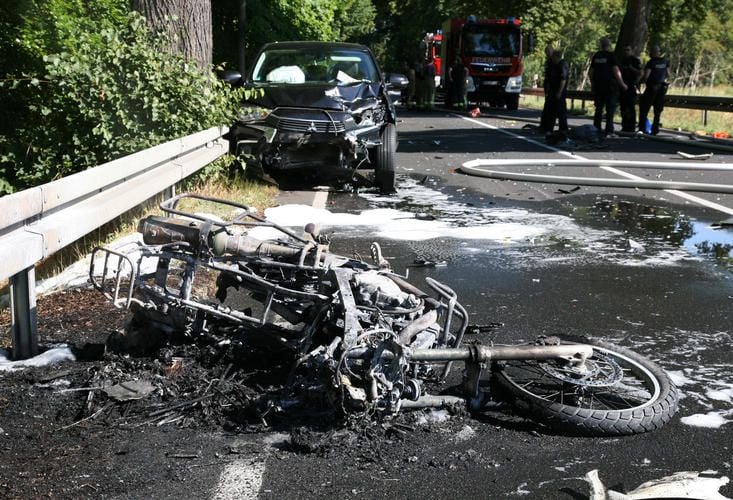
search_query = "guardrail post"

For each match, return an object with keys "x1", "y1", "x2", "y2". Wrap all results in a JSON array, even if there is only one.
[
  {"x1": 10, "y1": 266, "x2": 38, "y2": 360},
  {"x1": 703, "y1": 109, "x2": 708, "y2": 126}
]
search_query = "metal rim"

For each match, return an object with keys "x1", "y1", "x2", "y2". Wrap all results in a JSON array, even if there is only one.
[{"x1": 499, "y1": 345, "x2": 662, "y2": 411}]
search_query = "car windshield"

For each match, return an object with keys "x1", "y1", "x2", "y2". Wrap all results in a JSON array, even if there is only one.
[
  {"x1": 250, "y1": 47, "x2": 378, "y2": 85},
  {"x1": 462, "y1": 26, "x2": 520, "y2": 57}
]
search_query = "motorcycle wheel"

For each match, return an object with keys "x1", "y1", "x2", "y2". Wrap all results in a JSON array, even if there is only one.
[{"x1": 492, "y1": 336, "x2": 678, "y2": 436}]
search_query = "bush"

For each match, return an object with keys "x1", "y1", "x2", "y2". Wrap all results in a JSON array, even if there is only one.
[{"x1": 0, "y1": 11, "x2": 246, "y2": 194}]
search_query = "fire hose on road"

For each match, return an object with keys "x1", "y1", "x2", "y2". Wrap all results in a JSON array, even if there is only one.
[{"x1": 458, "y1": 158, "x2": 733, "y2": 195}]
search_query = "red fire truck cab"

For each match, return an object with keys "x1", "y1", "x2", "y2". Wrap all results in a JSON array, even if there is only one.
[{"x1": 440, "y1": 16, "x2": 528, "y2": 110}]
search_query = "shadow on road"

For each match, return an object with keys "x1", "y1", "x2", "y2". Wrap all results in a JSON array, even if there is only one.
[{"x1": 396, "y1": 105, "x2": 728, "y2": 159}]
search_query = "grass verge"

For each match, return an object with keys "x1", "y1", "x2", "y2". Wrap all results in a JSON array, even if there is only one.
[{"x1": 2, "y1": 159, "x2": 278, "y2": 294}]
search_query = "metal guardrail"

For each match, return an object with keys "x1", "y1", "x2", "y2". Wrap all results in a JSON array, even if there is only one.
[
  {"x1": 1, "y1": 126, "x2": 228, "y2": 359},
  {"x1": 521, "y1": 87, "x2": 733, "y2": 121}
]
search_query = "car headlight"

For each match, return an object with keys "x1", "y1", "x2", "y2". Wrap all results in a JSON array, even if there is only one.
[
  {"x1": 356, "y1": 109, "x2": 374, "y2": 126},
  {"x1": 238, "y1": 106, "x2": 271, "y2": 123},
  {"x1": 505, "y1": 76, "x2": 522, "y2": 93},
  {"x1": 353, "y1": 103, "x2": 385, "y2": 126}
]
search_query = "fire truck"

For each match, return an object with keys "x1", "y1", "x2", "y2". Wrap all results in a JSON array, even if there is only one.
[{"x1": 440, "y1": 16, "x2": 530, "y2": 110}]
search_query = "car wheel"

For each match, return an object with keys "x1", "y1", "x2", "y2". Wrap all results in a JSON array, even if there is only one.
[
  {"x1": 373, "y1": 122, "x2": 397, "y2": 194},
  {"x1": 506, "y1": 94, "x2": 520, "y2": 110}
]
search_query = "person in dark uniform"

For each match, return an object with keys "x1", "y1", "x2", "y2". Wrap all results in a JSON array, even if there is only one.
[
  {"x1": 589, "y1": 37, "x2": 628, "y2": 136},
  {"x1": 423, "y1": 56, "x2": 436, "y2": 110},
  {"x1": 449, "y1": 57, "x2": 468, "y2": 110},
  {"x1": 539, "y1": 44, "x2": 554, "y2": 132},
  {"x1": 619, "y1": 44, "x2": 642, "y2": 132},
  {"x1": 545, "y1": 49, "x2": 569, "y2": 140},
  {"x1": 638, "y1": 45, "x2": 670, "y2": 135}
]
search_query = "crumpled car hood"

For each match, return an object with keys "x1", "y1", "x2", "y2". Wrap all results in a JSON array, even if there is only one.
[{"x1": 247, "y1": 82, "x2": 380, "y2": 111}]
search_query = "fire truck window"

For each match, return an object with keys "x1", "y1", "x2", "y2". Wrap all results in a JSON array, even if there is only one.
[{"x1": 463, "y1": 29, "x2": 519, "y2": 57}]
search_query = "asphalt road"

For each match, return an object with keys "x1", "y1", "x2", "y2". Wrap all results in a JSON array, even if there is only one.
[
  {"x1": 4, "y1": 105, "x2": 733, "y2": 499},
  {"x1": 251, "y1": 106, "x2": 733, "y2": 499}
]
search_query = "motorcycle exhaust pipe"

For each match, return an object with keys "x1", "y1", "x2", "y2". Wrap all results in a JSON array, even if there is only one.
[
  {"x1": 409, "y1": 344, "x2": 594, "y2": 363},
  {"x1": 211, "y1": 232, "x2": 301, "y2": 258}
]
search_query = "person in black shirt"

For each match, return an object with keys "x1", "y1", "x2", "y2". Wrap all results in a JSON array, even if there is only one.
[
  {"x1": 638, "y1": 45, "x2": 670, "y2": 135},
  {"x1": 619, "y1": 44, "x2": 642, "y2": 132},
  {"x1": 448, "y1": 57, "x2": 468, "y2": 110},
  {"x1": 540, "y1": 44, "x2": 554, "y2": 132},
  {"x1": 545, "y1": 49, "x2": 569, "y2": 138},
  {"x1": 423, "y1": 56, "x2": 437, "y2": 110},
  {"x1": 589, "y1": 37, "x2": 628, "y2": 136}
]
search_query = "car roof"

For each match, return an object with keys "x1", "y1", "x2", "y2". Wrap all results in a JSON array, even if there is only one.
[{"x1": 257, "y1": 41, "x2": 372, "y2": 52}]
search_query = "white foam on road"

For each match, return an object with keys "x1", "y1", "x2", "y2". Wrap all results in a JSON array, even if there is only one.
[
  {"x1": 253, "y1": 176, "x2": 706, "y2": 268},
  {"x1": 0, "y1": 346, "x2": 75, "y2": 372},
  {"x1": 680, "y1": 411, "x2": 733, "y2": 429},
  {"x1": 252, "y1": 203, "x2": 547, "y2": 243},
  {"x1": 582, "y1": 328, "x2": 733, "y2": 430}
]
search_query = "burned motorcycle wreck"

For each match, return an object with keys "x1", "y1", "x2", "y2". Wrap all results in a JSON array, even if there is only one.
[{"x1": 91, "y1": 194, "x2": 679, "y2": 436}]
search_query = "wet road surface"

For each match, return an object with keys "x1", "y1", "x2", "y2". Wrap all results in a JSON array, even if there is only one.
[
  {"x1": 4, "y1": 107, "x2": 732, "y2": 499},
  {"x1": 253, "y1": 108, "x2": 733, "y2": 498}
]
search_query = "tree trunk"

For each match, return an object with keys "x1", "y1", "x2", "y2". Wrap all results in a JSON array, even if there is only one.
[
  {"x1": 616, "y1": 0, "x2": 650, "y2": 56},
  {"x1": 132, "y1": 0, "x2": 213, "y2": 67},
  {"x1": 687, "y1": 56, "x2": 702, "y2": 89}
]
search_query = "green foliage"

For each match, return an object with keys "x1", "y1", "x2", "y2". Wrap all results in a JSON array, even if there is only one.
[
  {"x1": 369, "y1": 0, "x2": 733, "y2": 88},
  {"x1": 191, "y1": 154, "x2": 244, "y2": 185},
  {"x1": 334, "y1": 0, "x2": 377, "y2": 42},
  {"x1": 213, "y1": 0, "x2": 379, "y2": 73},
  {"x1": 0, "y1": 10, "x2": 245, "y2": 194},
  {"x1": 1, "y1": 0, "x2": 128, "y2": 75},
  {"x1": 214, "y1": 0, "x2": 357, "y2": 71}
]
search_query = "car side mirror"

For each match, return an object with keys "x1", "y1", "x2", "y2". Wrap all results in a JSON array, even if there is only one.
[
  {"x1": 386, "y1": 73, "x2": 409, "y2": 90},
  {"x1": 219, "y1": 70, "x2": 244, "y2": 87}
]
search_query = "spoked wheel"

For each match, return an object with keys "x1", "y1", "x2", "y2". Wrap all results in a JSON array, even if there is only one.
[{"x1": 493, "y1": 337, "x2": 678, "y2": 436}]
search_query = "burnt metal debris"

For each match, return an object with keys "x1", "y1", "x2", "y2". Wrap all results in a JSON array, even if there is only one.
[{"x1": 90, "y1": 193, "x2": 679, "y2": 436}]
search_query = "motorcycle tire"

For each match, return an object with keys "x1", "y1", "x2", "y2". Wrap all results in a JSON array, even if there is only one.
[{"x1": 492, "y1": 336, "x2": 678, "y2": 436}]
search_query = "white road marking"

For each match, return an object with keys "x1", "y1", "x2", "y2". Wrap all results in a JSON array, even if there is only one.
[
  {"x1": 211, "y1": 460, "x2": 266, "y2": 500},
  {"x1": 312, "y1": 189, "x2": 329, "y2": 209},
  {"x1": 209, "y1": 434, "x2": 289, "y2": 499},
  {"x1": 457, "y1": 114, "x2": 733, "y2": 215}
]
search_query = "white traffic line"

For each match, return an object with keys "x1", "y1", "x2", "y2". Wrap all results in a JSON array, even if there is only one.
[
  {"x1": 209, "y1": 433, "x2": 289, "y2": 500},
  {"x1": 312, "y1": 189, "x2": 329, "y2": 209},
  {"x1": 457, "y1": 114, "x2": 733, "y2": 216},
  {"x1": 211, "y1": 459, "x2": 266, "y2": 500}
]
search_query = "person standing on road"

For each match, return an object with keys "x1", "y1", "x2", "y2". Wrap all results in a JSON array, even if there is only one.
[
  {"x1": 589, "y1": 37, "x2": 628, "y2": 137},
  {"x1": 545, "y1": 49, "x2": 569, "y2": 139},
  {"x1": 423, "y1": 56, "x2": 437, "y2": 110},
  {"x1": 414, "y1": 60, "x2": 426, "y2": 109},
  {"x1": 449, "y1": 56, "x2": 468, "y2": 110},
  {"x1": 401, "y1": 60, "x2": 416, "y2": 109},
  {"x1": 619, "y1": 44, "x2": 642, "y2": 132},
  {"x1": 638, "y1": 45, "x2": 670, "y2": 135},
  {"x1": 539, "y1": 44, "x2": 554, "y2": 132}
]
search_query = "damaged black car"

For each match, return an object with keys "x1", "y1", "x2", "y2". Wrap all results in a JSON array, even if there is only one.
[{"x1": 223, "y1": 41, "x2": 408, "y2": 193}]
